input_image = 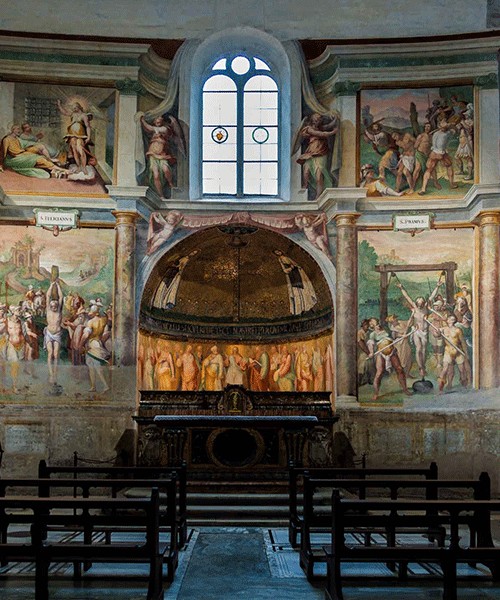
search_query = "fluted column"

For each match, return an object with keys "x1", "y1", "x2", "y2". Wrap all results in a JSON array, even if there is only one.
[
  {"x1": 334, "y1": 213, "x2": 360, "y2": 400},
  {"x1": 477, "y1": 211, "x2": 500, "y2": 388},
  {"x1": 112, "y1": 210, "x2": 140, "y2": 367}
]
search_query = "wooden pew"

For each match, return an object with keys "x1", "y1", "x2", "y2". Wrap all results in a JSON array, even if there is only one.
[
  {"x1": 288, "y1": 461, "x2": 438, "y2": 548},
  {"x1": 299, "y1": 472, "x2": 491, "y2": 580},
  {"x1": 38, "y1": 459, "x2": 188, "y2": 548},
  {"x1": 0, "y1": 476, "x2": 179, "y2": 577},
  {"x1": 0, "y1": 490, "x2": 169, "y2": 600},
  {"x1": 324, "y1": 495, "x2": 500, "y2": 600}
]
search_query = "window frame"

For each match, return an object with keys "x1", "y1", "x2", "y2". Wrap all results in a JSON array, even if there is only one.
[
  {"x1": 188, "y1": 28, "x2": 292, "y2": 203},
  {"x1": 201, "y1": 53, "x2": 280, "y2": 199}
]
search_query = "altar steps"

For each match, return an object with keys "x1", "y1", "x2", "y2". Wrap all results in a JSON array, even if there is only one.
[{"x1": 187, "y1": 490, "x2": 293, "y2": 526}]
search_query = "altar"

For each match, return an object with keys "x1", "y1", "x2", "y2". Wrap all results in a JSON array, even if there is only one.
[{"x1": 133, "y1": 385, "x2": 336, "y2": 482}]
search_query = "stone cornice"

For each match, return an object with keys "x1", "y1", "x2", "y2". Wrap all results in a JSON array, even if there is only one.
[
  {"x1": 0, "y1": 36, "x2": 148, "y2": 83},
  {"x1": 355, "y1": 184, "x2": 500, "y2": 227},
  {"x1": 0, "y1": 35, "x2": 149, "y2": 60},
  {"x1": 309, "y1": 36, "x2": 500, "y2": 87},
  {"x1": 319, "y1": 187, "x2": 367, "y2": 219}
]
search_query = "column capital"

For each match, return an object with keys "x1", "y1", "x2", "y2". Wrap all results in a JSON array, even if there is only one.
[
  {"x1": 333, "y1": 80, "x2": 361, "y2": 97},
  {"x1": 474, "y1": 72, "x2": 498, "y2": 90},
  {"x1": 112, "y1": 210, "x2": 140, "y2": 226},
  {"x1": 115, "y1": 78, "x2": 146, "y2": 96},
  {"x1": 333, "y1": 213, "x2": 361, "y2": 227},
  {"x1": 475, "y1": 210, "x2": 500, "y2": 227}
]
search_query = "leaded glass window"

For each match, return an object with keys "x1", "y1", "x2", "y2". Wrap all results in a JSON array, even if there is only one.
[{"x1": 202, "y1": 54, "x2": 279, "y2": 198}]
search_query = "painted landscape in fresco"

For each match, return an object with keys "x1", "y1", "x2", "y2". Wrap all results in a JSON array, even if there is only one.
[
  {"x1": 138, "y1": 333, "x2": 334, "y2": 393},
  {"x1": 357, "y1": 228, "x2": 473, "y2": 404},
  {"x1": 0, "y1": 82, "x2": 115, "y2": 195},
  {"x1": 0, "y1": 226, "x2": 114, "y2": 399},
  {"x1": 359, "y1": 86, "x2": 475, "y2": 199}
]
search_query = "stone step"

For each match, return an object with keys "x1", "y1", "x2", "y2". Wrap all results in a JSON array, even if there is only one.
[
  {"x1": 187, "y1": 492, "x2": 290, "y2": 505},
  {"x1": 188, "y1": 517, "x2": 287, "y2": 527},
  {"x1": 188, "y1": 503, "x2": 289, "y2": 514}
]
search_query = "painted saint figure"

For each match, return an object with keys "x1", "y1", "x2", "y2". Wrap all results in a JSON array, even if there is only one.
[
  {"x1": 155, "y1": 340, "x2": 176, "y2": 391},
  {"x1": 176, "y1": 344, "x2": 199, "y2": 391},
  {"x1": 224, "y1": 346, "x2": 247, "y2": 386},
  {"x1": 151, "y1": 249, "x2": 199, "y2": 310},
  {"x1": 395, "y1": 273, "x2": 444, "y2": 378},
  {"x1": 273, "y1": 250, "x2": 317, "y2": 315},
  {"x1": 312, "y1": 341, "x2": 325, "y2": 392},
  {"x1": 44, "y1": 280, "x2": 64, "y2": 387},
  {"x1": 0, "y1": 125, "x2": 68, "y2": 179},
  {"x1": 274, "y1": 345, "x2": 295, "y2": 391},
  {"x1": 201, "y1": 345, "x2": 224, "y2": 391},
  {"x1": 295, "y1": 344, "x2": 313, "y2": 392},
  {"x1": 248, "y1": 346, "x2": 270, "y2": 392}
]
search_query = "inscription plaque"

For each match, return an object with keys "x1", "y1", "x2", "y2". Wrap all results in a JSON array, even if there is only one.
[{"x1": 5, "y1": 424, "x2": 48, "y2": 454}]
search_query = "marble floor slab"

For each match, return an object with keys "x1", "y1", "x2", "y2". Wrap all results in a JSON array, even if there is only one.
[{"x1": 0, "y1": 527, "x2": 498, "y2": 599}]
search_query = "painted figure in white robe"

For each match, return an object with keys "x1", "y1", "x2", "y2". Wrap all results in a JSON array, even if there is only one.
[
  {"x1": 273, "y1": 250, "x2": 317, "y2": 315},
  {"x1": 151, "y1": 249, "x2": 199, "y2": 310}
]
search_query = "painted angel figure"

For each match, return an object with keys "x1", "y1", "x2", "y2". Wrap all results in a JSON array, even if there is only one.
[
  {"x1": 292, "y1": 112, "x2": 338, "y2": 200},
  {"x1": 140, "y1": 113, "x2": 186, "y2": 199},
  {"x1": 147, "y1": 210, "x2": 183, "y2": 255},
  {"x1": 56, "y1": 99, "x2": 94, "y2": 172},
  {"x1": 294, "y1": 213, "x2": 332, "y2": 258}
]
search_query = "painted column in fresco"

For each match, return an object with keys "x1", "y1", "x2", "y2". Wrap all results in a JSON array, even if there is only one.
[
  {"x1": 113, "y1": 210, "x2": 140, "y2": 366},
  {"x1": 334, "y1": 213, "x2": 360, "y2": 399},
  {"x1": 115, "y1": 80, "x2": 142, "y2": 186},
  {"x1": 477, "y1": 210, "x2": 500, "y2": 388}
]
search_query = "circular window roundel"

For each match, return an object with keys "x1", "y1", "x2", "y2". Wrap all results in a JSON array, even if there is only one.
[
  {"x1": 252, "y1": 126, "x2": 269, "y2": 144},
  {"x1": 211, "y1": 126, "x2": 228, "y2": 144}
]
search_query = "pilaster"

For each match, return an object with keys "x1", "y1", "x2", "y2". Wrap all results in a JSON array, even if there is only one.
[
  {"x1": 112, "y1": 210, "x2": 140, "y2": 367},
  {"x1": 334, "y1": 212, "x2": 360, "y2": 402},
  {"x1": 477, "y1": 210, "x2": 500, "y2": 388}
]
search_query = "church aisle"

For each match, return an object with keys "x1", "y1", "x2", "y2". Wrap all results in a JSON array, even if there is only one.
[
  {"x1": 176, "y1": 527, "x2": 324, "y2": 599},
  {"x1": 175, "y1": 527, "x2": 500, "y2": 599}
]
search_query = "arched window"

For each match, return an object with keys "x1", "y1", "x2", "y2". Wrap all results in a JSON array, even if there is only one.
[{"x1": 201, "y1": 54, "x2": 279, "y2": 198}]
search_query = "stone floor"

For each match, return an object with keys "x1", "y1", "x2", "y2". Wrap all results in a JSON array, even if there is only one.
[{"x1": 1, "y1": 526, "x2": 499, "y2": 599}]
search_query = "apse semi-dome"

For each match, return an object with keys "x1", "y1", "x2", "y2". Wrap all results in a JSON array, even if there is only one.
[{"x1": 140, "y1": 226, "x2": 333, "y2": 341}]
